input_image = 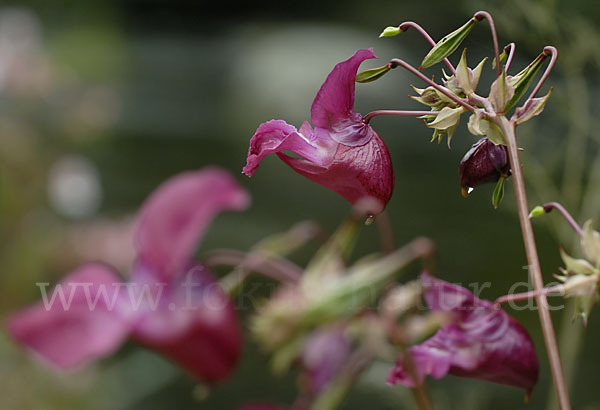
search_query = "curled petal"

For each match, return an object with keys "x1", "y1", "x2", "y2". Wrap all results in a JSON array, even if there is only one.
[
  {"x1": 279, "y1": 131, "x2": 394, "y2": 215},
  {"x1": 243, "y1": 120, "x2": 336, "y2": 177},
  {"x1": 134, "y1": 168, "x2": 250, "y2": 280},
  {"x1": 132, "y1": 265, "x2": 241, "y2": 383},
  {"x1": 311, "y1": 48, "x2": 377, "y2": 146},
  {"x1": 388, "y1": 272, "x2": 538, "y2": 394},
  {"x1": 5, "y1": 264, "x2": 131, "y2": 369}
]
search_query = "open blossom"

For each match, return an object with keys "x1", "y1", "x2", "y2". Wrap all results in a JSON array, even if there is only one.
[
  {"x1": 388, "y1": 272, "x2": 538, "y2": 395},
  {"x1": 6, "y1": 167, "x2": 250, "y2": 383},
  {"x1": 243, "y1": 49, "x2": 394, "y2": 215}
]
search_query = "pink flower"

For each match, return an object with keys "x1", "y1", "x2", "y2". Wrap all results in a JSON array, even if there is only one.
[
  {"x1": 243, "y1": 49, "x2": 394, "y2": 215},
  {"x1": 6, "y1": 167, "x2": 250, "y2": 383},
  {"x1": 388, "y1": 272, "x2": 538, "y2": 395}
]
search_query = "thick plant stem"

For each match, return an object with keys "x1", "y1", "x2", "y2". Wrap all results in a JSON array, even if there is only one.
[{"x1": 496, "y1": 116, "x2": 571, "y2": 410}]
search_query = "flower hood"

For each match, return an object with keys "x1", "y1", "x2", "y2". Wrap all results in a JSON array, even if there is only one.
[{"x1": 243, "y1": 49, "x2": 394, "y2": 215}]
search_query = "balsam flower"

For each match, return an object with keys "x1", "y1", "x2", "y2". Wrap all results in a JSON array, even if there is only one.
[
  {"x1": 243, "y1": 49, "x2": 394, "y2": 216},
  {"x1": 6, "y1": 167, "x2": 250, "y2": 383},
  {"x1": 388, "y1": 272, "x2": 538, "y2": 395}
]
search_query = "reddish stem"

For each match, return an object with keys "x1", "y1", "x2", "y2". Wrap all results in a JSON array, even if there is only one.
[
  {"x1": 524, "y1": 46, "x2": 558, "y2": 106},
  {"x1": 363, "y1": 110, "x2": 439, "y2": 124},
  {"x1": 398, "y1": 21, "x2": 456, "y2": 75},
  {"x1": 495, "y1": 284, "x2": 564, "y2": 306},
  {"x1": 389, "y1": 58, "x2": 476, "y2": 112},
  {"x1": 542, "y1": 202, "x2": 584, "y2": 237},
  {"x1": 504, "y1": 43, "x2": 516, "y2": 72},
  {"x1": 474, "y1": 11, "x2": 501, "y2": 77}
]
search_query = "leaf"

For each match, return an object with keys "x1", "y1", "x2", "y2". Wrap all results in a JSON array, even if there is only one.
[{"x1": 420, "y1": 18, "x2": 476, "y2": 69}]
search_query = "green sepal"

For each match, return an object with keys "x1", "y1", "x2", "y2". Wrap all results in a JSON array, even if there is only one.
[
  {"x1": 560, "y1": 247, "x2": 597, "y2": 275},
  {"x1": 492, "y1": 175, "x2": 506, "y2": 209},
  {"x1": 355, "y1": 64, "x2": 391, "y2": 83},
  {"x1": 505, "y1": 53, "x2": 546, "y2": 112}
]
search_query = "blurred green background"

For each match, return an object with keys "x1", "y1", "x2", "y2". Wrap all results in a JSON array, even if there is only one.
[{"x1": 1, "y1": 0, "x2": 599, "y2": 409}]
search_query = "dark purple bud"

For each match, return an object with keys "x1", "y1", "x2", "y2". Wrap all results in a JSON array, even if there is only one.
[{"x1": 459, "y1": 138, "x2": 510, "y2": 196}]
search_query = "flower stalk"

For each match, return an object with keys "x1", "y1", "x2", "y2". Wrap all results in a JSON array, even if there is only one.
[
  {"x1": 541, "y1": 202, "x2": 584, "y2": 237},
  {"x1": 474, "y1": 11, "x2": 501, "y2": 77},
  {"x1": 397, "y1": 21, "x2": 456, "y2": 75},
  {"x1": 494, "y1": 116, "x2": 572, "y2": 410},
  {"x1": 363, "y1": 110, "x2": 439, "y2": 124},
  {"x1": 388, "y1": 58, "x2": 476, "y2": 111}
]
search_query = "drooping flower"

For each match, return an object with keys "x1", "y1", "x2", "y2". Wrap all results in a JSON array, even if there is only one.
[
  {"x1": 6, "y1": 167, "x2": 250, "y2": 383},
  {"x1": 387, "y1": 272, "x2": 538, "y2": 395},
  {"x1": 243, "y1": 49, "x2": 394, "y2": 216},
  {"x1": 459, "y1": 137, "x2": 510, "y2": 195}
]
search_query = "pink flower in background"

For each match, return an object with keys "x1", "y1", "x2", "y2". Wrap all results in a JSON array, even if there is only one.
[
  {"x1": 243, "y1": 49, "x2": 394, "y2": 216},
  {"x1": 301, "y1": 327, "x2": 350, "y2": 394},
  {"x1": 388, "y1": 272, "x2": 538, "y2": 395},
  {"x1": 6, "y1": 167, "x2": 250, "y2": 383}
]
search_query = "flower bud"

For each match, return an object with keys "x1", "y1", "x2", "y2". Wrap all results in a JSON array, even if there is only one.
[{"x1": 459, "y1": 138, "x2": 510, "y2": 196}]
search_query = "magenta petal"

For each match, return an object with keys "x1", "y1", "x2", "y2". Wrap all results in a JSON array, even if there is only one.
[
  {"x1": 133, "y1": 266, "x2": 241, "y2": 383},
  {"x1": 279, "y1": 131, "x2": 394, "y2": 215},
  {"x1": 310, "y1": 48, "x2": 376, "y2": 137},
  {"x1": 5, "y1": 264, "x2": 131, "y2": 369},
  {"x1": 134, "y1": 167, "x2": 250, "y2": 280},
  {"x1": 243, "y1": 120, "x2": 337, "y2": 177},
  {"x1": 388, "y1": 272, "x2": 539, "y2": 393}
]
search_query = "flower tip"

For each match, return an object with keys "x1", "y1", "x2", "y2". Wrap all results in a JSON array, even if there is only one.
[
  {"x1": 379, "y1": 26, "x2": 402, "y2": 38},
  {"x1": 461, "y1": 186, "x2": 470, "y2": 198},
  {"x1": 529, "y1": 205, "x2": 546, "y2": 219},
  {"x1": 353, "y1": 196, "x2": 385, "y2": 217}
]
